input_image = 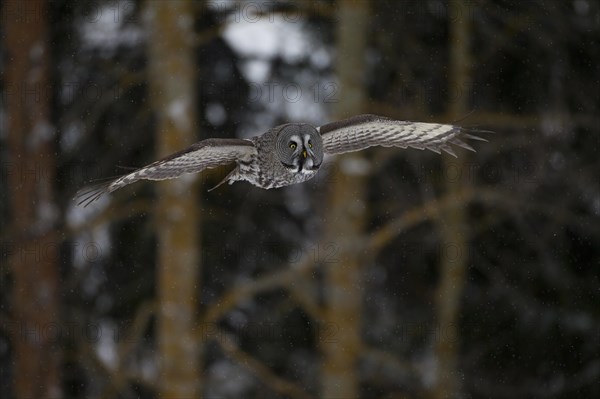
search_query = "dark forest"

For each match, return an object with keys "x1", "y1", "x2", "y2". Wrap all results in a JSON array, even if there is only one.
[{"x1": 1, "y1": 1, "x2": 599, "y2": 398}]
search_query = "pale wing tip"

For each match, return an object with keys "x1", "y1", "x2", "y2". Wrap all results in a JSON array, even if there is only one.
[
  {"x1": 461, "y1": 126, "x2": 494, "y2": 142},
  {"x1": 73, "y1": 181, "x2": 112, "y2": 208},
  {"x1": 431, "y1": 127, "x2": 492, "y2": 156},
  {"x1": 463, "y1": 133, "x2": 489, "y2": 142},
  {"x1": 440, "y1": 144, "x2": 458, "y2": 157},
  {"x1": 425, "y1": 146, "x2": 442, "y2": 154},
  {"x1": 449, "y1": 137, "x2": 476, "y2": 152}
]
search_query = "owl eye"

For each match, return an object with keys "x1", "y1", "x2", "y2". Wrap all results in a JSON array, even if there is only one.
[
  {"x1": 308, "y1": 140, "x2": 313, "y2": 149},
  {"x1": 289, "y1": 142, "x2": 297, "y2": 150}
]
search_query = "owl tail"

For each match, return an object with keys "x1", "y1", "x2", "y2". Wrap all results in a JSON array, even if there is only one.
[{"x1": 207, "y1": 166, "x2": 238, "y2": 192}]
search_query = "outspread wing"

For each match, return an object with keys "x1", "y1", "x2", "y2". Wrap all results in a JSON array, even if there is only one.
[
  {"x1": 75, "y1": 138, "x2": 256, "y2": 207},
  {"x1": 319, "y1": 114, "x2": 487, "y2": 156}
]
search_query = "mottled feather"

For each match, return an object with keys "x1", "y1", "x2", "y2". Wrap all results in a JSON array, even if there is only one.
[
  {"x1": 75, "y1": 114, "x2": 489, "y2": 207},
  {"x1": 319, "y1": 114, "x2": 485, "y2": 156},
  {"x1": 75, "y1": 138, "x2": 255, "y2": 207}
]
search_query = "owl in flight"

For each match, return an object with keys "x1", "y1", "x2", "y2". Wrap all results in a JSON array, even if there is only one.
[{"x1": 76, "y1": 114, "x2": 486, "y2": 207}]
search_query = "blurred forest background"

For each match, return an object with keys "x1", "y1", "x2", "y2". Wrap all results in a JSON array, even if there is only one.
[{"x1": 1, "y1": 0, "x2": 599, "y2": 398}]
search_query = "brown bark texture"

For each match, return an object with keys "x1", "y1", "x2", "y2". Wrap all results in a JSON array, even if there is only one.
[
  {"x1": 3, "y1": 0, "x2": 62, "y2": 397},
  {"x1": 146, "y1": 1, "x2": 202, "y2": 397},
  {"x1": 319, "y1": 1, "x2": 370, "y2": 398},
  {"x1": 434, "y1": 1, "x2": 473, "y2": 398}
]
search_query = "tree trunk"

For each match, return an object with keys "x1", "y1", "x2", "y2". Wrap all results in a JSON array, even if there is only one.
[
  {"x1": 319, "y1": 1, "x2": 370, "y2": 398},
  {"x1": 434, "y1": 1, "x2": 472, "y2": 398},
  {"x1": 145, "y1": 1, "x2": 202, "y2": 397},
  {"x1": 3, "y1": 0, "x2": 62, "y2": 397}
]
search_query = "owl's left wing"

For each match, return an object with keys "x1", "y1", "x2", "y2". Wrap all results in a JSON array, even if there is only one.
[
  {"x1": 75, "y1": 138, "x2": 255, "y2": 207},
  {"x1": 319, "y1": 114, "x2": 486, "y2": 156}
]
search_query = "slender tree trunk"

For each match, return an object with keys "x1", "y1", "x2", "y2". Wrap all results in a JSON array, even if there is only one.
[
  {"x1": 145, "y1": 1, "x2": 202, "y2": 397},
  {"x1": 3, "y1": 0, "x2": 62, "y2": 397},
  {"x1": 434, "y1": 1, "x2": 472, "y2": 398},
  {"x1": 320, "y1": 1, "x2": 370, "y2": 398}
]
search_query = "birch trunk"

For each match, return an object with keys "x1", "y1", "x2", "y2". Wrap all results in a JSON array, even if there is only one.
[
  {"x1": 320, "y1": 1, "x2": 370, "y2": 398},
  {"x1": 4, "y1": 0, "x2": 62, "y2": 397},
  {"x1": 145, "y1": 1, "x2": 202, "y2": 397},
  {"x1": 434, "y1": 1, "x2": 472, "y2": 398}
]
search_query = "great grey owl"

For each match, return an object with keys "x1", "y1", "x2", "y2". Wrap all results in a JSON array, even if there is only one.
[{"x1": 76, "y1": 114, "x2": 486, "y2": 207}]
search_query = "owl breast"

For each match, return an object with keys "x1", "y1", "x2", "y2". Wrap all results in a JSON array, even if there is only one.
[
  {"x1": 268, "y1": 168, "x2": 318, "y2": 188},
  {"x1": 238, "y1": 159, "x2": 318, "y2": 189},
  {"x1": 233, "y1": 127, "x2": 321, "y2": 189}
]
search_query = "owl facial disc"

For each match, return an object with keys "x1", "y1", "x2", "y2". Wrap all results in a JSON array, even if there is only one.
[{"x1": 276, "y1": 124, "x2": 323, "y2": 175}]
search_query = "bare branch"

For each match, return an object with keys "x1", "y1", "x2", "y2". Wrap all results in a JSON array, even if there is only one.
[{"x1": 217, "y1": 331, "x2": 314, "y2": 399}]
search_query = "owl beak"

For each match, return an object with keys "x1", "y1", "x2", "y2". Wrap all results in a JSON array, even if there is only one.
[{"x1": 302, "y1": 149, "x2": 308, "y2": 159}]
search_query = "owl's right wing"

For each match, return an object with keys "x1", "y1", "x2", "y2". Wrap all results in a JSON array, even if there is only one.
[
  {"x1": 75, "y1": 138, "x2": 256, "y2": 207},
  {"x1": 319, "y1": 114, "x2": 487, "y2": 156}
]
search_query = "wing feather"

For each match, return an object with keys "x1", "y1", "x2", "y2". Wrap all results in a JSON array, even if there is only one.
[
  {"x1": 75, "y1": 138, "x2": 255, "y2": 207},
  {"x1": 319, "y1": 114, "x2": 487, "y2": 156}
]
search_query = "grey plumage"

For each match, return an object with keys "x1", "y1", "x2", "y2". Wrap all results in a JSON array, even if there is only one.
[
  {"x1": 319, "y1": 114, "x2": 478, "y2": 156},
  {"x1": 75, "y1": 138, "x2": 256, "y2": 206},
  {"x1": 75, "y1": 114, "x2": 486, "y2": 207}
]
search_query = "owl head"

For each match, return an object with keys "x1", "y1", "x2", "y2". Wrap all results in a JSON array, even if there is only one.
[{"x1": 276, "y1": 124, "x2": 323, "y2": 174}]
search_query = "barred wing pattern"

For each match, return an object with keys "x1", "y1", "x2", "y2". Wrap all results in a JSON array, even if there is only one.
[
  {"x1": 76, "y1": 138, "x2": 255, "y2": 207},
  {"x1": 319, "y1": 114, "x2": 486, "y2": 157}
]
